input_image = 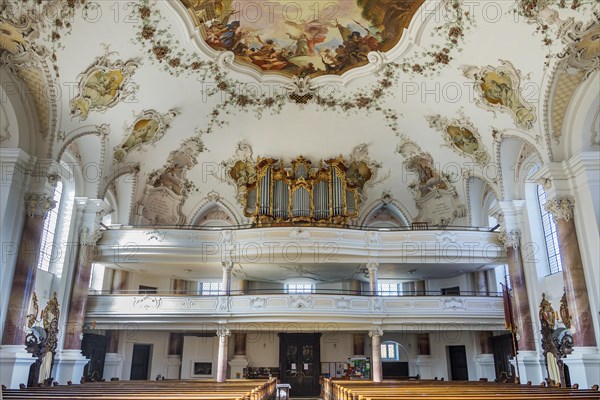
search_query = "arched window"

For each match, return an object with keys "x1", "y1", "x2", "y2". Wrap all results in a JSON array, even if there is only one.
[
  {"x1": 537, "y1": 185, "x2": 563, "y2": 274},
  {"x1": 37, "y1": 181, "x2": 63, "y2": 272},
  {"x1": 381, "y1": 341, "x2": 399, "y2": 361}
]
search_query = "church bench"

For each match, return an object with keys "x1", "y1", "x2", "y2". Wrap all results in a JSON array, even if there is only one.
[
  {"x1": 322, "y1": 378, "x2": 600, "y2": 400},
  {"x1": 1, "y1": 379, "x2": 276, "y2": 400}
]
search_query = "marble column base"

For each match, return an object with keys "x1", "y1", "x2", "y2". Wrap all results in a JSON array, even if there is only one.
[
  {"x1": 474, "y1": 354, "x2": 496, "y2": 381},
  {"x1": 166, "y1": 355, "x2": 182, "y2": 379},
  {"x1": 411, "y1": 355, "x2": 432, "y2": 379},
  {"x1": 54, "y1": 349, "x2": 89, "y2": 385},
  {"x1": 102, "y1": 353, "x2": 124, "y2": 381},
  {"x1": 0, "y1": 345, "x2": 35, "y2": 388},
  {"x1": 563, "y1": 347, "x2": 600, "y2": 389},
  {"x1": 228, "y1": 355, "x2": 249, "y2": 379},
  {"x1": 510, "y1": 351, "x2": 544, "y2": 385}
]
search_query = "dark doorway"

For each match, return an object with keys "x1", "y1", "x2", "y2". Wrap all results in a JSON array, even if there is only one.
[
  {"x1": 382, "y1": 362, "x2": 409, "y2": 378},
  {"x1": 441, "y1": 286, "x2": 460, "y2": 295},
  {"x1": 81, "y1": 333, "x2": 107, "y2": 380},
  {"x1": 491, "y1": 334, "x2": 515, "y2": 380},
  {"x1": 448, "y1": 345, "x2": 469, "y2": 381},
  {"x1": 279, "y1": 333, "x2": 321, "y2": 397},
  {"x1": 130, "y1": 344, "x2": 151, "y2": 380}
]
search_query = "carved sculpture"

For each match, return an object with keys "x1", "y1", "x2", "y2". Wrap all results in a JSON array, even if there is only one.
[
  {"x1": 539, "y1": 292, "x2": 573, "y2": 388},
  {"x1": 25, "y1": 292, "x2": 60, "y2": 387}
]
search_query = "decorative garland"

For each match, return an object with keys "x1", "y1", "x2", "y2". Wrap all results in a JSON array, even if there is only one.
[
  {"x1": 511, "y1": 0, "x2": 596, "y2": 66},
  {"x1": 395, "y1": 0, "x2": 475, "y2": 76},
  {"x1": 133, "y1": 0, "x2": 473, "y2": 136},
  {"x1": 1, "y1": 0, "x2": 90, "y2": 76}
]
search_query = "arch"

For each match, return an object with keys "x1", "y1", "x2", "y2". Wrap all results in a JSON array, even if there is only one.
[
  {"x1": 359, "y1": 198, "x2": 411, "y2": 227},
  {"x1": 381, "y1": 340, "x2": 410, "y2": 363},
  {"x1": 53, "y1": 125, "x2": 108, "y2": 162},
  {"x1": 465, "y1": 176, "x2": 500, "y2": 227},
  {"x1": 190, "y1": 199, "x2": 242, "y2": 227},
  {"x1": 562, "y1": 70, "x2": 600, "y2": 159},
  {"x1": 497, "y1": 135, "x2": 544, "y2": 201},
  {"x1": 0, "y1": 67, "x2": 40, "y2": 155},
  {"x1": 99, "y1": 162, "x2": 140, "y2": 199}
]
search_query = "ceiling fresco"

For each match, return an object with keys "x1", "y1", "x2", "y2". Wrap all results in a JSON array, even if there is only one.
[
  {"x1": 0, "y1": 0, "x2": 598, "y2": 231},
  {"x1": 181, "y1": 0, "x2": 424, "y2": 77}
]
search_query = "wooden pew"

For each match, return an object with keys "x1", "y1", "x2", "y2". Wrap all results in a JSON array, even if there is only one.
[
  {"x1": 321, "y1": 378, "x2": 600, "y2": 400},
  {"x1": 2, "y1": 379, "x2": 277, "y2": 400}
]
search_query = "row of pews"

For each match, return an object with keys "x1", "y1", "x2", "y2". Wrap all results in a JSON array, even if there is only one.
[
  {"x1": 1, "y1": 379, "x2": 277, "y2": 400},
  {"x1": 322, "y1": 378, "x2": 600, "y2": 400}
]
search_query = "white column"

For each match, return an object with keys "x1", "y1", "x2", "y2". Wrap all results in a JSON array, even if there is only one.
[
  {"x1": 367, "y1": 262, "x2": 378, "y2": 295},
  {"x1": 369, "y1": 328, "x2": 383, "y2": 382},
  {"x1": 216, "y1": 325, "x2": 230, "y2": 382},
  {"x1": 221, "y1": 262, "x2": 233, "y2": 296},
  {"x1": 103, "y1": 353, "x2": 125, "y2": 381}
]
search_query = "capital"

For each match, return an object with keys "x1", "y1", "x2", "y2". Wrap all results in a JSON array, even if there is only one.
[
  {"x1": 216, "y1": 325, "x2": 231, "y2": 338},
  {"x1": 498, "y1": 229, "x2": 520, "y2": 249},
  {"x1": 368, "y1": 327, "x2": 383, "y2": 338},
  {"x1": 24, "y1": 193, "x2": 56, "y2": 218},
  {"x1": 544, "y1": 197, "x2": 575, "y2": 222},
  {"x1": 222, "y1": 261, "x2": 234, "y2": 272},
  {"x1": 80, "y1": 227, "x2": 103, "y2": 246},
  {"x1": 366, "y1": 261, "x2": 378, "y2": 272}
]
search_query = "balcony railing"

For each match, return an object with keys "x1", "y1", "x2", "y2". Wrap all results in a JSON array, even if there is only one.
[
  {"x1": 85, "y1": 292, "x2": 506, "y2": 329},
  {"x1": 102, "y1": 222, "x2": 500, "y2": 232},
  {"x1": 89, "y1": 289, "x2": 503, "y2": 297}
]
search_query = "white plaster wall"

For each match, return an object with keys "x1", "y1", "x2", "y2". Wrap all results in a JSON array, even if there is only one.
[
  {"x1": 127, "y1": 273, "x2": 171, "y2": 293},
  {"x1": 119, "y1": 330, "x2": 171, "y2": 381},
  {"x1": 246, "y1": 331, "x2": 279, "y2": 368},
  {"x1": 320, "y1": 332, "x2": 353, "y2": 362},
  {"x1": 427, "y1": 274, "x2": 472, "y2": 294},
  {"x1": 180, "y1": 335, "x2": 218, "y2": 379}
]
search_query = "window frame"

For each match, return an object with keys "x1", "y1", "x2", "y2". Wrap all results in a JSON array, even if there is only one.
[
  {"x1": 378, "y1": 282, "x2": 401, "y2": 297},
  {"x1": 37, "y1": 181, "x2": 64, "y2": 272},
  {"x1": 380, "y1": 341, "x2": 400, "y2": 361},
  {"x1": 286, "y1": 283, "x2": 314, "y2": 294},
  {"x1": 537, "y1": 185, "x2": 563, "y2": 275}
]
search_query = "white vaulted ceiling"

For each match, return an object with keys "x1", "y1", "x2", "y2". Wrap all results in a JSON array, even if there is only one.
[{"x1": 1, "y1": 0, "x2": 598, "y2": 229}]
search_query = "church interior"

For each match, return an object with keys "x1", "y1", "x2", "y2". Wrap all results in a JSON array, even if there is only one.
[{"x1": 1, "y1": 0, "x2": 599, "y2": 398}]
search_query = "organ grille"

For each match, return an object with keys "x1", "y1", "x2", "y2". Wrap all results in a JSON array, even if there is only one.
[{"x1": 236, "y1": 156, "x2": 372, "y2": 225}]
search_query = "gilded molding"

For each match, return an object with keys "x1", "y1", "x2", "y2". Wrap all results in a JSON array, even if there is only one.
[
  {"x1": 544, "y1": 197, "x2": 575, "y2": 221},
  {"x1": 80, "y1": 227, "x2": 103, "y2": 246},
  {"x1": 24, "y1": 193, "x2": 56, "y2": 218},
  {"x1": 498, "y1": 229, "x2": 521, "y2": 249}
]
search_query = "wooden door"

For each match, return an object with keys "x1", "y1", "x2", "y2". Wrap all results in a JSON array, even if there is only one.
[
  {"x1": 448, "y1": 345, "x2": 469, "y2": 381},
  {"x1": 491, "y1": 334, "x2": 515, "y2": 380},
  {"x1": 81, "y1": 333, "x2": 107, "y2": 380},
  {"x1": 279, "y1": 333, "x2": 321, "y2": 396},
  {"x1": 130, "y1": 344, "x2": 151, "y2": 380}
]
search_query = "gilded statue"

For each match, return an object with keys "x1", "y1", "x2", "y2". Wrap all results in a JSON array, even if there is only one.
[{"x1": 559, "y1": 291, "x2": 572, "y2": 330}]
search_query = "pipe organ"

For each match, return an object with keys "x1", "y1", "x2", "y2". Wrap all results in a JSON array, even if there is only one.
[{"x1": 231, "y1": 156, "x2": 373, "y2": 225}]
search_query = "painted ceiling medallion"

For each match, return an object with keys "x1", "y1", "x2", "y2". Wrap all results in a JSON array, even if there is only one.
[
  {"x1": 463, "y1": 60, "x2": 536, "y2": 130},
  {"x1": 426, "y1": 112, "x2": 490, "y2": 165},
  {"x1": 114, "y1": 109, "x2": 179, "y2": 162},
  {"x1": 70, "y1": 46, "x2": 140, "y2": 120},
  {"x1": 181, "y1": 0, "x2": 424, "y2": 78}
]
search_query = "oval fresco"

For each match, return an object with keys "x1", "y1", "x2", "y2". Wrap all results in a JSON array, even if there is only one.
[{"x1": 181, "y1": 0, "x2": 424, "y2": 77}]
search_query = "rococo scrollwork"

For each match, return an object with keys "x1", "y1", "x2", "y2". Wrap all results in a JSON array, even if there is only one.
[
  {"x1": 463, "y1": 60, "x2": 537, "y2": 130},
  {"x1": 426, "y1": 111, "x2": 491, "y2": 165},
  {"x1": 70, "y1": 45, "x2": 140, "y2": 120}
]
